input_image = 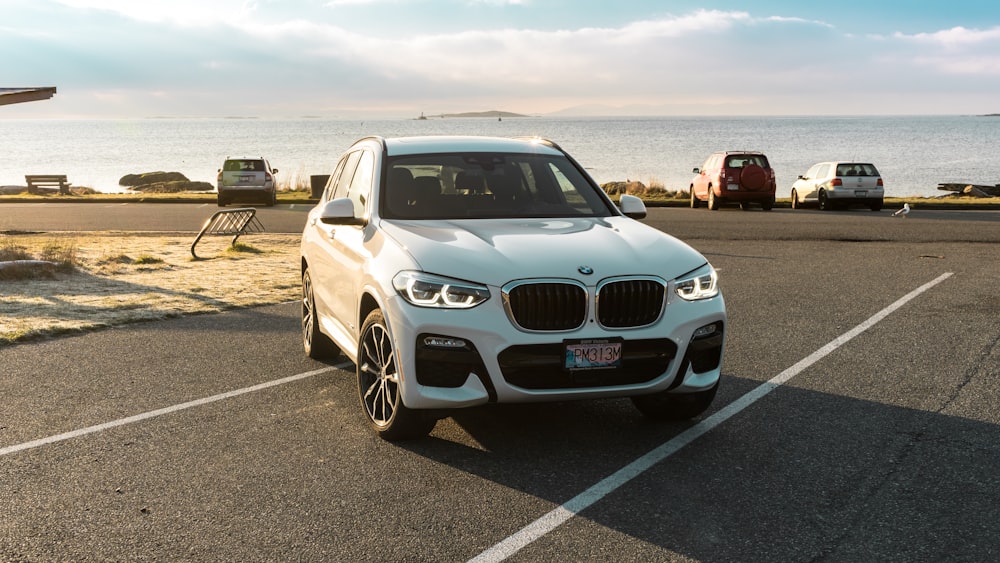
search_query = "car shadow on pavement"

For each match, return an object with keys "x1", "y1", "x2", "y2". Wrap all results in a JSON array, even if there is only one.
[{"x1": 398, "y1": 372, "x2": 1000, "y2": 562}]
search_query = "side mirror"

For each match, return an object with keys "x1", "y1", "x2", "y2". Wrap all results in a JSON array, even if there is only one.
[
  {"x1": 798, "y1": 175, "x2": 805, "y2": 179},
  {"x1": 272, "y1": 168, "x2": 279, "y2": 174},
  {"x1": 619, "y1": 194, "x2": 647, "y2": 220},
  {"x1": 692, "y1": 167, "x2": 701, "y2": 174},
  {"x1": 318, "y1": 198, "x2": 362, "y2": 225}
]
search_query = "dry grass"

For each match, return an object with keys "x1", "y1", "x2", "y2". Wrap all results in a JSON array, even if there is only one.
[{"x1": 0, "y1": 232, "x2": 301, "y2": 346}]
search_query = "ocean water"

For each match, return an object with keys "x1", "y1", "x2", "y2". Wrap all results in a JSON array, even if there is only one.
[{"x1": 0, "y1": 115, "x2": 997, "y2": 198}]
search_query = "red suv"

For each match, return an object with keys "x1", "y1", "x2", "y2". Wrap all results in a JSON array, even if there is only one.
[{"x1": 690, "y1": 151, "x2": 776, "y2": 211}]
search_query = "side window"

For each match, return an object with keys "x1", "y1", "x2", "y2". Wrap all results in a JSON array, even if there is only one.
[
  {"x1": 323, "y1": 157, "x2": 348, "y2": 202},
  {"x1": 816, "y1": 164, "x2": 831, "y2": 179},
  {"x1": 805, "y1": 164, "x2": 821, "y2": 179},
  {"x1": 332, "y1": 151, "x2": 362, "y2": 201},
  {"x1": 345, "y1": 150, "x2": 375, "y2": 219}
]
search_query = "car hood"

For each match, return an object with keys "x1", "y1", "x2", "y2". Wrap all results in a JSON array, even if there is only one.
[{"x1": 379, "y1": 217, "x2": 708, "y2": 286}]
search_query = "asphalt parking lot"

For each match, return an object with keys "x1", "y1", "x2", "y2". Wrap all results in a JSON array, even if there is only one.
[{"x1": 2, "y1": 204, "x2": 999, "y2": 561}]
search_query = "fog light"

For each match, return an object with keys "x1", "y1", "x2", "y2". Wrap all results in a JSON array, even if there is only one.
[
  {"x1": 423, "y1": 336, "x2": 467, "y2": 349},
  {"x1": 692, "y1": 323, "x2": 718, "y2": 339}
]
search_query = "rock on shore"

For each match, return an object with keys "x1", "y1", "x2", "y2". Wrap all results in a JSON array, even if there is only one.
[
  {"x1": 937, "y1": 183, "x2": 1000, "y2": 197},
  {"x1": 119, "y1": 171, "x2": 213, "y2": 193}
]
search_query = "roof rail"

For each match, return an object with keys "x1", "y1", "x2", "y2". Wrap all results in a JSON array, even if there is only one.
[{"x1": 510, "y1": 135, "x2": 562, "y2": 151}]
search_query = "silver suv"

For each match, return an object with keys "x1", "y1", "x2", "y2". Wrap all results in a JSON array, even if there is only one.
[{"x1": 216, "y1": 157, "x2": 278, "y2": 207}]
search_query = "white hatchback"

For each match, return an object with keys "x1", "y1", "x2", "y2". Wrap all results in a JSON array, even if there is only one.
[
  {"x1": 790, "y1": 161, "x2": 884, "y2": 211},
  {"x1": 300, "y1": 135, "x2": 726, "y2": 440}
]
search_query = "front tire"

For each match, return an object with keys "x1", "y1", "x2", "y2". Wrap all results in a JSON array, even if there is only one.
[
  {"x1": 302, "y1": 268, "x2": 340, "y2": 360},
  {"x1": 689, "y1": 187, "x2": 700, "y2": 208},
  {"x1": 791, "y1": 189, "x2": 800, "y2": 209},
  {"x1": 631, "y1": 380, "x2": 719, "y2": 421},
  {"x1": 358, "y1": 310, "x2": 436, "y2": 441}
]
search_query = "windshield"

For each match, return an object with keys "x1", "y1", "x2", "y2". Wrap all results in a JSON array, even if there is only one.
[{"x1": 381, "y1": 152, "x2": 615, "y2": 219}]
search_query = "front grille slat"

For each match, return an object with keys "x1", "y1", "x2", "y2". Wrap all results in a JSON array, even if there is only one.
[
  {"x1": 508, "y1": 282, "x2": 586, "y2": 331},
  {"x1": 598, "y1": 279, "x2": 665, "y2": 328},
  {"x1": 505, "y1": 277, "x2": 666, "y2": 332}
]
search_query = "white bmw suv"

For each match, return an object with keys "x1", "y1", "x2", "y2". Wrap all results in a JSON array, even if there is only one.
[{"x1": 300, "y1": 136, "x2": 726, "y2": 440}]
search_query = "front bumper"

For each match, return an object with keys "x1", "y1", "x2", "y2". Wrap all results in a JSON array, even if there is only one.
[{"x1": 384, "y1": 290, "x2": 726, "y2": 410}]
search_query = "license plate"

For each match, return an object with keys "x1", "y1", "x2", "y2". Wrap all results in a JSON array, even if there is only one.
[
  {"x1": 564, "y1": 339, "x2": 622, "y2": 370},
  {"x1": 239, "y1": 175, "x2": 254, "y2": 183},
  {"x1": 727, "y1": 183, "x2": 739, "y2": 191},
  {"x1": 855, "y1": 190, "x2": 867, "y2": 197}
]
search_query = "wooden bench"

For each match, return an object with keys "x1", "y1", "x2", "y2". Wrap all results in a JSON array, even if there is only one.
[{"x1": 25, "y1": 174, "x2": 71, "y2": 195}]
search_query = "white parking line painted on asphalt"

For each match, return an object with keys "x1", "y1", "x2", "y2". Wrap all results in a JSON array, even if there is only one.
[
  {"x1": 470, "y1": 272, "x2": 954, "y2": 563},
  {"x1": 0, "y1": 365, "x2": 339, "y2": 458}
]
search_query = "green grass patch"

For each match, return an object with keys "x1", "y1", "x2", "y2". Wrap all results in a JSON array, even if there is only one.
[
  {"x1": 98, "y1": 254, "x2": 135, "y2": 265},
  {"x1": 134, "y1": 254, "x2": 165, "y2": 265},
  {"x1": 0, "y1": 238, "x2": 77, "y2": 279},
  {"x1": 226, "y1": 242, "x2": 263, "y2": 254}
]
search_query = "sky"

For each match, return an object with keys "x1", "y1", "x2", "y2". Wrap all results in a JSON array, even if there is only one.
[{"x1": 2, "y1": 0, "x2": 1000, "y2": 118}]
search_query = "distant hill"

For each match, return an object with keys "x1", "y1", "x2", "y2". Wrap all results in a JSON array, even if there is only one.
[{"x1": 418, "y1": 110, "x2": 531, "y2": 119}]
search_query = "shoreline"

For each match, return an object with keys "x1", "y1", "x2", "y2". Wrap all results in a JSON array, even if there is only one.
[{"x1": 1, "y1": 191, "x2": 998, "y2": 210}]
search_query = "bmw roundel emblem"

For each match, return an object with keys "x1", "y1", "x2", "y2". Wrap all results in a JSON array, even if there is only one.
[{"x1": 578, "y1": 266, "x2": 594, "y2": 275}]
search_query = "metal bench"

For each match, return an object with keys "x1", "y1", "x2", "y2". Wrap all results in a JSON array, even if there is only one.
[
  {"x1": 190, "y1": 208, "x2": 266, "y2": 259},
  {"x1": 25, "y1": 174, "x2": 71, "y2": 195}
]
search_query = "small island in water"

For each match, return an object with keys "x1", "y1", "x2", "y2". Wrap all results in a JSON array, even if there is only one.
[{"x1": 416, "y1": 110, "x2": 531, "y2": 120}]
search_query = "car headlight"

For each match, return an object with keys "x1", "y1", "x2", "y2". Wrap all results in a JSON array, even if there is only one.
[
  {"x1": 675, "y1": 264, "x2": 719, "y2": 301},
  {"x1": 393, "y1": 271, "x2": 490, "y2": 309}
]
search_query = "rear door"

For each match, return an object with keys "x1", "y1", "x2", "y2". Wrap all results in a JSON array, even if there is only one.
[
  {"x1": 306, "y1": 150, "x2": 375, "y2": 338},
  {"x1": 692, "y1": 154, "x2": 717, "y2": 198},
  {"x1": 814, "y1": 164, "x2": 832, "y2": 195},
  {"x1": 304, "y1": 151, "x2": 361, "y2": 338}
]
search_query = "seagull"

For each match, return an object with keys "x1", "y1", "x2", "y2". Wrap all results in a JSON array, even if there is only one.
[{"x1": 893, "y1": 202, "x2": 910, "y2": 218}]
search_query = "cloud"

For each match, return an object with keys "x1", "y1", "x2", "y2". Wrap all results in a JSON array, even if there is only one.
[
  {"x1": 9, "y1": 3, "x2": 1000, "y2": 117},
  {"x1": 895, "y1": 25, "x2": 1000, "y2": 47},
  {"x1": 889, "y1": 26, "x2": 1000, "y2": 76},
  {"x1": 53, "y1": 0, "x2": 257, "y2": 26}
]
